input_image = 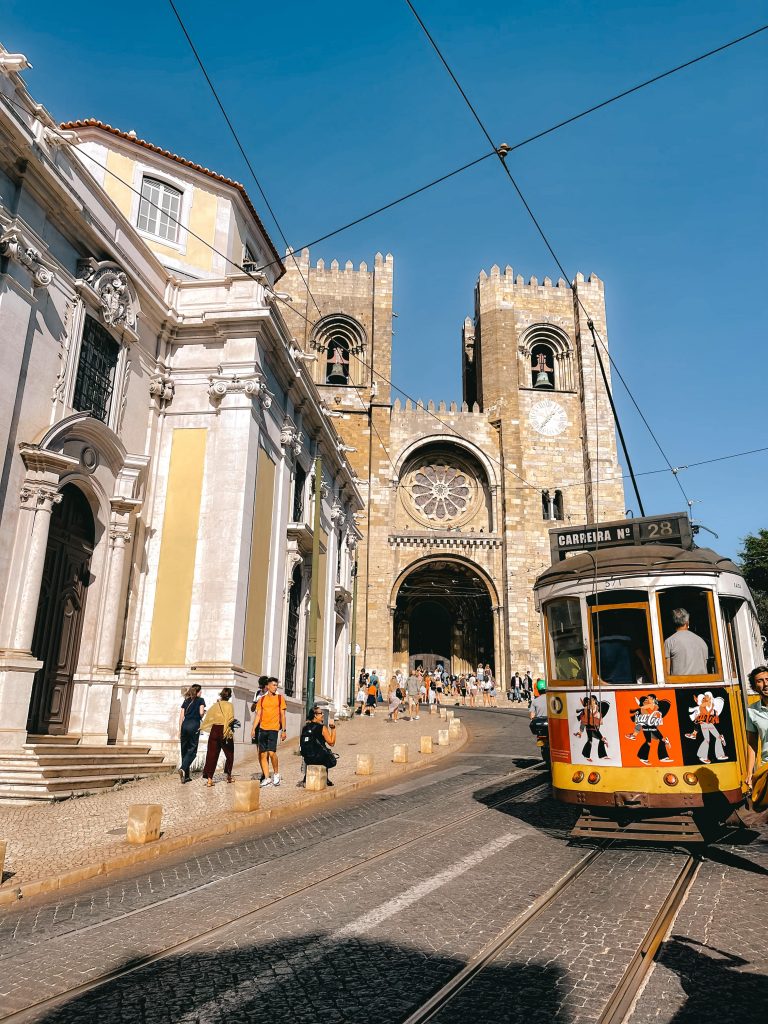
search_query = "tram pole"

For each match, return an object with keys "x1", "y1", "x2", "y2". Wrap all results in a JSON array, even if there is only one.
[
  {"x1": 305, "y1": 455, "x2": 323, "y2": 719},
  {"x1": 588, "y1": 320, "x2": 646, "y2": 517}
]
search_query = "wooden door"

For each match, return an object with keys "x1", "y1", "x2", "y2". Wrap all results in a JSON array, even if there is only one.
[{"x1": 28, "y1": 484, "x2": 94, "y2": 735}]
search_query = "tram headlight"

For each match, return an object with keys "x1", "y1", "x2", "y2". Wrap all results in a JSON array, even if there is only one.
[
  {"x1": 587, "y1": 771, "x2": 600, "y2": 785},
  {"x1": 683, "y1": 772, "x2": 698, "y2": 786},
  {"x1": 572, "y1": 770, "x2": 584, "y2": 783},
  {"x1": 663, "y1": 773, "x2": 679, "y2": 787}
]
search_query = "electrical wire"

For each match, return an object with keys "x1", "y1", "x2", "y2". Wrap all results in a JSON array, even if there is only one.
[
  {"x1": 166, "y1": 0, "x2": 324, "y2": 319},
  {"x1": 631, "y1": 446, "x2": 768, "y2": 478},
  {"x1": 402, "y1": 0, "x2": 689, "y2": 512}
]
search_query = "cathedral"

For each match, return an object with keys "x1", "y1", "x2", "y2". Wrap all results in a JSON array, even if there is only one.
[{"x1": 280, "y1": 251, "x2": 626, "y2": 683}]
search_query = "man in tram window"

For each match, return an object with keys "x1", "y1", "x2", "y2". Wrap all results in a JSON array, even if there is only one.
[
  {"x1": 573, "y1": 694, "x2": 611, "y2": 762},
  {"x1": 685, "y1": 691, "x2": 728, "y2": 763},
  {"x1": 664, "y1": 608, "x2": 709, "y2": 676},
  {"x1": 625, "y1": 693, "x2": 673, "y2": 765}
]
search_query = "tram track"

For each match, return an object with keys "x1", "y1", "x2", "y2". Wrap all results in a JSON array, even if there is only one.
[
  {"x1": 401, "y1": 847, "x2": 699, "y2": 1024},
  {"x1": 1, "y1": 765, "x2": 549, "y2": 1023}
]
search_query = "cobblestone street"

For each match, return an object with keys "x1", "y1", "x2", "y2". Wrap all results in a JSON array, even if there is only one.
[{"x1": 0, "y1": 708, "x2": 765, "y2": 1024}]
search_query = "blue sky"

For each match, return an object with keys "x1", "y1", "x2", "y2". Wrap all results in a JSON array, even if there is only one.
[{"x1": 4, "y1": 0, "x2": 767, "y2": 558}]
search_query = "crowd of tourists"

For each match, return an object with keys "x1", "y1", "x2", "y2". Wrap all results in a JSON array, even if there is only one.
[{"x1": 353, "y1": 663, "x2": 510, "y2": 720}]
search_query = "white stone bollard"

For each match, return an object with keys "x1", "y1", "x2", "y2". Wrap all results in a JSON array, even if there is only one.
[
  {"x1": 449, "y1": 719, "x2": 461, "y2": 740},
  {"x1": 392, "y1": 743, "x2": 409, "y2": 764},
  {"x1": 446, "y1": 710, "x2": 455, "y2": 721},
  {"x1": 126, "y1": 804, "x2": 162, "y2": 845},
  {"x1": 233, "y1": 780, "x2": 260, "y2": 812},
  {"x1": 305, "y1": 764, "x2": 327, "y2": 791},
  {"x1": 356, "y1": 753, "x2": 374, "y2": 775},
  {"x1": 420, "y1": 735, "x2": 433, "y2": 754},
  {"x1": 438, "y1": 729, "x2": 450, "y2": 746},
  {"x1": 429, "y1": 704, "x2": 437, "y2": 715},
  {"x1": 0, "y1": 840, "x2": 6, "y2": 878},
  {"x1": 439, "y1": 708, "x2": 447, "y2": 720}
]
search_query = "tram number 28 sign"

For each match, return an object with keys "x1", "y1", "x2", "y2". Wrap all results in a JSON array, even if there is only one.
[{"x1": 549, "y1": 512, "x2": 693, "y2": 562}]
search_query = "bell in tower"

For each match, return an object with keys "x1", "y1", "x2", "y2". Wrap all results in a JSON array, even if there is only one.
[{"x1": 531, "y1": 347, "x2": 554, "y2": 389}]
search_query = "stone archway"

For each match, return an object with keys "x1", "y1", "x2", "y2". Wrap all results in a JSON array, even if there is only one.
[
  {"x1": 392, "y1": 558, "x2": 496, "y2": 676},
  {"x1": 28, "y1": 484, "x2": 95, "y2": 735}
]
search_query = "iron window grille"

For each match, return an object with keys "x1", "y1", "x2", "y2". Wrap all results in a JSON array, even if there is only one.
[{"x1": 72, "y1": 315, "x2": 120, "y2": 423}]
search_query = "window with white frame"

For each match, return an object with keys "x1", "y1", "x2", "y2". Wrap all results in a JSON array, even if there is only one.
[{"x1": 137, "y1": 177, "x2": 182, "y2": 243}]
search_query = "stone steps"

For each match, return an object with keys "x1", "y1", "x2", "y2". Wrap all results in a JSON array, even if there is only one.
[{"x1": 0, "y1": 735, "x2": 171, "y2": 803}]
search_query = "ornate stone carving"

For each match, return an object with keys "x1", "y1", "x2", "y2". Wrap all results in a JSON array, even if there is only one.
[
  {"x1": 76, "y1": 258, "x2": 137, "y2": 330},
  {"x1": 19, "y1": 483, "x2": 62, "y2": 512},
  {"x1": 149, "y1": 373, "x2": 175, "y2": 406},
  {"x1": 280, "y1": 421, "x2": 302, "y2": 458},
  {"x1": 330, "y1": 501, "x2": 344, "y2": 524},
  {"x1": 0, "y1": 230, "x2": 53, "y2": 288},
  {"x1": 109, "y1": 528, "x2": 133, "y2": 546},
  {"x1": 51, "y1": 299, "x2": 73, "y2": 404},
  {"x1": 337, "y1": 442, "x2": 356, "y2": 454},
  {"x1": 116, "y1": 352, "x2": 131, "y2": 433},
  {"x1": 207, "y1": 371, "x2": 272, "y2": 409},
  {"x1": 410, "y1": 464, "x2": 471, "y2": 521},
  {"x1": 0, "y1": 53, "x2": 32, "y2": 74}
]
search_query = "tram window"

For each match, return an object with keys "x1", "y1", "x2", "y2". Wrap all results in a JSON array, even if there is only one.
[
  {"x1": 719, "y1": 597, "x2": 745, "y2": 682},
  {"x1": 589, "y1": 604, "x2": 654, "y2": 685},
  {"x1": 545, "y1": 598, "x2": 585, "y2": 682},
  {"x1": 657, "y1": 587, "x2": 720, "y2": 680}
]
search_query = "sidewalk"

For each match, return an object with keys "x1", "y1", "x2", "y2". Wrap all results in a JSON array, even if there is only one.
[{"x1": 0, "y1": 709, "x2": 465, "y2": 904}]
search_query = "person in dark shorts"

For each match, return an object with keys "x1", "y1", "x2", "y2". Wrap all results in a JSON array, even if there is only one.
[
  {"x1": 251, "y1": 677, "x2": 287, "y2": 787},
  {"x1": 298, "y1": 704, "x2": 338, "y2": 786},
  {"x1": 364, "y1": 676, "x2": 377, "y2": 716}
]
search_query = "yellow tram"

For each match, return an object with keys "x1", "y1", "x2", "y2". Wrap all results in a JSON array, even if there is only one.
[{"x1": 533, "y1": 512, "x2": 764, "y2": 842}]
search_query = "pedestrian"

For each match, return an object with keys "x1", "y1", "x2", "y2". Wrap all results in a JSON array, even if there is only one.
[
  {"x1": 371, "y1": 669, "x2": 382, "y2": 703},
  {"x1": 178, "y1": 684, "x2": 206, "y2": 783},
  {"x1": 481, "y1": 674, "x2": 491, "y2": 707},
  {"x1": 250, "y1": 674, "x2": 269, "y2": 744},
  {"x1": 746, "y1": 666, "x2": 768, "y2": 809},
  {"x1": 298, "y1": 704, "x2": 338, "y2": 787},
  {"x1": 365, "y1": 675, "x2": 377, "y2": 716},
  {"x1": 354, "y1": 681, "x2": 366, "y2": 715},
  {"x1": 488, "y1": 673, "x2": 498, "y2": 707},
  {"x1": 468, "y1": 674, "x2": 478, "y2": 707},
  {"x1": 524, "y1": 670, "x2": 533, "y2": 707},
  {"x1": 510, "y1": 671, "x2": 522, "y2": 702},
  {"x1": 387, "y1": 675, "x2": 403, "y2": 722},
  {"x1": 406, "y1": 669, "x2": 421, "y2": 720},
  {"x1": 251, "y1": 677, "x2": 287, "y2": 787},
  {"x1": 201, "y1": 687, "x2": 236, "y2": 787}
]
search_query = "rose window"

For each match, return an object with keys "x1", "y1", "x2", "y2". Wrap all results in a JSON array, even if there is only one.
[{"x1": 410, "y1": 464, "x2": 471, "y2": 521}]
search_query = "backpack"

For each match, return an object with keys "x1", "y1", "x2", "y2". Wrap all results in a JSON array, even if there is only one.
[{"x1": 300, "y1": 722, "x2": 338, "y2": 768}]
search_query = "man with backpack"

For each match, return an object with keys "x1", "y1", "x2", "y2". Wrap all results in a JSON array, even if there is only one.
[
  {"x1": 298, "y1": 705, "x2": 338, "y2": 786},
  {"x1": 251, "y1": 677, "x2": 287, "y2": 787}
]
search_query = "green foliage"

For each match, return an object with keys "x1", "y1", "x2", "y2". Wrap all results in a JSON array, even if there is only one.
[{"x1": 739, "y1": 528, "x2": 768, "y2": 640}]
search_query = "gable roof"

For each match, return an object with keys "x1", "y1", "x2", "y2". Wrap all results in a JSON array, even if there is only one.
[{"x1": 60, "y1": 118, "x2": 285, "y2": 276}]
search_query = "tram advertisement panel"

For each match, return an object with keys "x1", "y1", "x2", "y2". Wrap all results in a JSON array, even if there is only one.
[
  {"x1": 674, "y1": 687, "x2": 735, "y2": 765},
  {"x1": 547, "y1": 693, "x2": 571, "y2": 763},
  {"x1": 615, "y1": 689, "x2": 683, "y2": 768},
  {"x1": 563, "y1": 691, "x2": 623, "y2": 767}
]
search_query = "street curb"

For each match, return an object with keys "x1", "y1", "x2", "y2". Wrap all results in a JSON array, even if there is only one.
[{"x1": 0, "y1": 726, "x2": 467, "y2": 907}]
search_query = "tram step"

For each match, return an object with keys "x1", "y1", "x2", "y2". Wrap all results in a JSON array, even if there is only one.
[{"x1": 571, "y1": 810, "x2": 705, "y2": 843}]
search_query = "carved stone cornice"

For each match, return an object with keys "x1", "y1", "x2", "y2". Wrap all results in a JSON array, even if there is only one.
[
  {"x1": 149, "y1": 373, "x2": 175, "y2": 406},
  {"x1": 208, "y1": 370, "x2": 272, "y2": 409},
  {"x1": 76, "y1": 258, "x2": 138, "y2": 333},
  {"x1": 109, "y1": 528, "x2": 133, "y2": 546},
  {"x1": 0, "y1": 229, "x2": 54, "y2": 289}
]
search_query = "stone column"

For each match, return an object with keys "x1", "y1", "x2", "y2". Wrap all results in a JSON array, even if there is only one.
[
  {"x1": 95, "y1": 500, "x2": 137, "y2": 671},
  {"x1": 12, "y1": 483, "x2": 62, "y2": 650}
]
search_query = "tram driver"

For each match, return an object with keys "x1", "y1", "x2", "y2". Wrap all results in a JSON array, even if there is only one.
[{"x1": 663, "y1": 607, "x2": 709, "y2": 676}]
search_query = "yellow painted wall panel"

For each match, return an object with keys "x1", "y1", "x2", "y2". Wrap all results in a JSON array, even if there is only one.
[
  {"x1": 104, "y1": 150, "x2": 136, "y2": 220},
  {"x1": 243, "y1": 449, "x2": 276, "y2": 674},
  {"x1": 316, "y1": 530, "x2": 328, "y2": 691},
  {"x1": 148, "y1": 429, "x2": 207, "y2": 665},
  {"x1": 186, "y1": 187, "x2": 217, "y2": 273}
]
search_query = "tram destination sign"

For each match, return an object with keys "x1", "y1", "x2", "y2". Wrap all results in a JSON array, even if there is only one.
[{"x1": 549, "y1": 512, "x2": 693, "y2": 562}]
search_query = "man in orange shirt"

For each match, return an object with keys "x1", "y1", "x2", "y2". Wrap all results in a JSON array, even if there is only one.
[{"x1": 251, "y1": 677, "x2": 287, "y2": 787}]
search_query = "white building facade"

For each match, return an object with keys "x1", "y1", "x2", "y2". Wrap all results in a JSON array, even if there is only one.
[{"x1": 0, "y1": 50, "x2": 361, "y2": 786}]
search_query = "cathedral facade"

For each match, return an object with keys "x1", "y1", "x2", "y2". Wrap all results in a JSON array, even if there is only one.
[{"x1": 281, "y1": 252, "x2": 626, "y2": 686}]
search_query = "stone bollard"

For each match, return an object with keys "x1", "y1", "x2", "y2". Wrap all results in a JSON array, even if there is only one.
[
  {"x1": 233, "y1": 780, "x2": 260, "y2": 812},
  {"x1": 126, "y1": 804, "x2": 162, "y2": 845},
  {"x1": 439, "y1": 707, "x2": 447, "y2": 720},
  {"x1": 446, "y1": 710, "x2": 455, "y2": 721},
  {"x1": 429, "y1": 704, "x2": 436, "y2": 715},
  {"x1": 420, "y1": 735, "x2": 433, "y2": 754},
  {"x1": 392, "y1": 743, "x2": 409, "y2": 763},
  {"x1": 0, "y1": 840, "x2": 6, "y2": 879},
  {"x1": 438, "y1": 729, "x2": 450, "y2": 746},
  {"x1": 356, "y1": 753, "x2": 374, "y2": 775},
  {"x1": 306, "y1": 764, "x2": 327, "y2": 791},
  {"x1": 449, "y1": 719, "x2": 461, "y2": 740}
]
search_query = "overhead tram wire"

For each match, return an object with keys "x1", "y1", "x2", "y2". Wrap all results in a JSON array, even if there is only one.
[
  {"x1": 166, "y1": 0, "x2": 324, "y2": 319},
  {"x1": 402, "y1": 0, "x2": 690, "y2": 516}
]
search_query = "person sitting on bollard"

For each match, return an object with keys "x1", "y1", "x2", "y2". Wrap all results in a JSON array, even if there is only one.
[{"x1": 298, "y1": 705, "x2": 338, "y2": 787}]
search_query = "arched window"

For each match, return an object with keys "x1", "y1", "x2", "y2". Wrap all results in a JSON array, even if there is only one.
[
  {"x1": 542, "y1": 489, "x2": 565, "y2": 521},
  {"x1": 531, "y1": 344, "x2": 555, "y2": 389},
  {"x1": 326, "y1": 336, "x2": 350, "y2": 384},
  {"x1": 553, "y1": 489, "x2": 564, "y2": 520},
  {"x1": 542, "y1": 489, "x2": 551, "y2": 521}
]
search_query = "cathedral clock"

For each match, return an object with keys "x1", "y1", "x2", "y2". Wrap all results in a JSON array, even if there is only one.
[{"x1": 529, "y1": 399, "x2": 567, "y2": 437}]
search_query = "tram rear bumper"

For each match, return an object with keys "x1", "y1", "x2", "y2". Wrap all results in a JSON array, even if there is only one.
[{"x1": 553, "y1": 785, "x2": 743, "y2": 808}]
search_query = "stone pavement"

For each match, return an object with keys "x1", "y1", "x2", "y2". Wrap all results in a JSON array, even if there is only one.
[{"x1": 0, "y1": 708, "x2": 464, "y2": 901}]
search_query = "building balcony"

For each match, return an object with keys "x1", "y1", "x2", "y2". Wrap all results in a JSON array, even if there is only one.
[{"x1": 287, "y1": 521, "x2": 314, "y2": 556}]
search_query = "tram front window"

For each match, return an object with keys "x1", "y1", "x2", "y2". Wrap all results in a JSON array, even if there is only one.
[
  {"x1": 588, "y1": 593, "x2": 654, "y2": 685},
  {"x1": 545, "y1": 598, "x2": 585, "y2": 682},
  {"x1": 657, "y1": 586, "x2": 719, "y2": 680}
]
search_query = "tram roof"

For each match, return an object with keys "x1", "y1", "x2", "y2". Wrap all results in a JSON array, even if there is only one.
[{"x1": 535, "y1": 544, "x2": 742, "y2": 588}]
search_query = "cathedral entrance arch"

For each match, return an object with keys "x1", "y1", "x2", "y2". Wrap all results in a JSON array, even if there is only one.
[
  {"x1": 28, "y1": 484, "x2": 95, "y2": 735},
  {"x1": 392, "y1": 558, "x2": 496, "y2": 676}
]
